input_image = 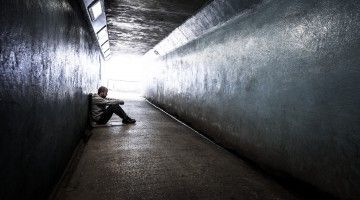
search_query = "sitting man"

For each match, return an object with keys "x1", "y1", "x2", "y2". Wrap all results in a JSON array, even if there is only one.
[{"x1": 91, "y1": 86, "x2": 136, "y2": 124}]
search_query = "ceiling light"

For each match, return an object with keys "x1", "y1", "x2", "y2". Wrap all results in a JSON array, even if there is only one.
[
  {"x1": 97, "y1": 26, "x2": 108, "y2": 39},
  {"x1": 101, "y1": 40, "x2": 110, "y2": 52},
  {"x1": 97, "y1": 26, "x2": 109, "y2": 45},
  {"x1": 105, "y1": 54, "x2": 111, "y2": 60},
  {"x1": 88, "y1": 1, "x2": 103, "y2": 21},
  {"x1": 103, "y1": 49, "x2": 111, "y2": 57}
]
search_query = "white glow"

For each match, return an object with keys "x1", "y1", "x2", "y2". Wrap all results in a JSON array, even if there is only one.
[
  {"x1": 101, "y1": 54, "x2": 147, "y2": 99},
  {"x1": 97, "y1": 26, "x2": 108, "y2": 45},
  {"x1": 88, "y1": 1, "x2": 103, "y2": 21},
  {"x1": 101, "y1": 41, "x2": 110, "y2": 52}
]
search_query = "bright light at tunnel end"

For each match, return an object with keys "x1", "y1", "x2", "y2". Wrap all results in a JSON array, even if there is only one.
[{"x1": 101, "y1": 54, "x2": 149, "y2": 100}]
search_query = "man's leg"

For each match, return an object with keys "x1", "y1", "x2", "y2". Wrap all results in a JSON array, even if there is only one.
[
  {"x1": 108, "y1": 104, "x2": 128, "y2": 119},
  {"x1": 111, "y1": 104, "x2": 136, "y2": 124},
  {"x1": 97, "y1": 108, "x2": 114, "y2": 124},
  {"x1": 98, "y1": 104, "x2": 134, "y2": 124},
  {"x1": 109, "y1": 104, "x2": 136, "y2": 124}
]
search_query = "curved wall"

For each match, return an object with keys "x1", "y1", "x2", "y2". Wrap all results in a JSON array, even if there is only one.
[
  {"x1": 145, "y1": 0, "x2": 360, "y2": 198},
  {"x1": 0, "y1": 0, "x2": 101, "y2": 199}
]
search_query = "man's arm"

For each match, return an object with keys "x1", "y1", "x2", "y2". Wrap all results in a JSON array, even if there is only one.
[
  {"x1": 105, "y1": 98, "x2": 124, "y2": 105},
  {"x1": 93, "y1": 95, "x2": 124, "y2": 105}
]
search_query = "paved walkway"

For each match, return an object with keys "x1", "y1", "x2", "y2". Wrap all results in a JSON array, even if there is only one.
[{"x1": 53, "y1": 100, "x2": 309, "y2": 200}]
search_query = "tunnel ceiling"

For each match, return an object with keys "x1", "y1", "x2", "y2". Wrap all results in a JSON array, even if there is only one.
[{"x1": 104, "y1": 0, "x2": 210, "y2": 55}]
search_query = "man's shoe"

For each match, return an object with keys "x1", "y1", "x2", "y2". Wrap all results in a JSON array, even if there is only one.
[{"x1": 122, "y1": 117, "x2": 136, "y2": 124}]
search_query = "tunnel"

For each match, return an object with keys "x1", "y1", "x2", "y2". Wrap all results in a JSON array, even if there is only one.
[{"x1": 0, "y1": 0, "x2": 359, "y2": 199}]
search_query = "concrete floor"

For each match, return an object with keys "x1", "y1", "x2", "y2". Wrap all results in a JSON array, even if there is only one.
[{"x1": 52, "y1": 100, "x2": 319, "y2": 200}]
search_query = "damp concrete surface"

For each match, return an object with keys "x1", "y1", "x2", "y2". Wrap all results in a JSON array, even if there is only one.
[{"x1": 52, "y1": 100, "x2": 330, "y2": 200}]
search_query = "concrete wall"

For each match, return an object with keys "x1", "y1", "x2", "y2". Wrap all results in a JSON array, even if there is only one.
[
  {"x1": 145, "y1": 0, "x2": 360, "y2": 199},
  {"x1": 0, "y1": 0, "x2": 100, "y2": 199}
]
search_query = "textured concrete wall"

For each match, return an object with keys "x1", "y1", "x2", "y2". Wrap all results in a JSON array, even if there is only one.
[
  {"x1": 148, "y1": 0, "x2": 261, "y2": 56},
  {"x1": 0, "y1": 0, "x2": 100, "y2": 199},
  {"x1": 145, "y1": 0, "x2": 360, "y2": 199}
]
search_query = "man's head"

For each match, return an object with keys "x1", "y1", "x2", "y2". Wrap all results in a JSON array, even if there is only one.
[{"x1": 98, "y1": 86, "x2": 108, "y2": 98}]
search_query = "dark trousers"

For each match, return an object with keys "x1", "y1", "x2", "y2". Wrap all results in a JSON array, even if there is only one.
[{"x1": 97, "y1": 104, "x2": 128, "y2": 124}]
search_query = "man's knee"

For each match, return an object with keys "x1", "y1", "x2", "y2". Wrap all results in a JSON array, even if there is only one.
[{"x1": 108, "y1": 104, "x2": 120, "y2": 109}]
